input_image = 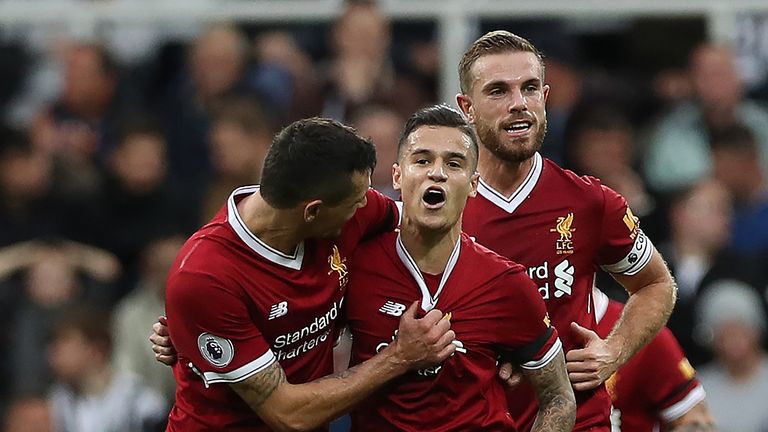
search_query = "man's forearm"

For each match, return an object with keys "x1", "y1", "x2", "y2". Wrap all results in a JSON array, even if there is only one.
[
  {"x1": 525, "y1": 350, "x2": 577, "y2": 432},
  {"x1": 233, "y1": 343, "x2": 412, "y2": 431},
  {"x1": 609, "y1": 253, "x2": 676, "y2": 366}
]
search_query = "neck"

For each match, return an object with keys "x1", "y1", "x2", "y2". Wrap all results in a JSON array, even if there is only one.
[
  {"x1": 78, "y1": 363, "x2": 112, "y2": 396},
  {"x1": 238, "y1": 191, "x2": 305, "y2": 255},
  {"x1": 724, "y1": 350, "x2": 764, "y2": 382},
  {"x1": 477, "y1": 150, "x2": 534, "y2": 196},
  {"x1": 672, "y1": 235, "x2": 716, "y2": 262},
  {"x1": 399, "y1": 219, "x2": 461, "y2": 275}
]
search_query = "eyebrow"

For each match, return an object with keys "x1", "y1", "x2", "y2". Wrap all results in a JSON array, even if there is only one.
[
  {"x1": 482, "y1": 77, "x2": 542, "y2": 91},
  {"x1": 410, "y1": 148, "x2": 468, "y2": 161}
]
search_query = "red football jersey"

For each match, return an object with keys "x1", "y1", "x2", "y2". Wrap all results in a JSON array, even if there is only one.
[
  {"x1": 594, "y1": 289, "x2": 705, "y2": 432},
  {"x1": 346, "y1": 231, "x2": 561, "y2": 432},
  {"x1": 165, "y1": 186, "x2": 397, "y2": 431},
  {"x1": 462, "y1": 153, "x2": 655, "y2": 432}
]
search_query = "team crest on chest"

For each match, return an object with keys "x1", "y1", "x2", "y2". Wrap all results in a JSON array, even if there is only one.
[
  {"x1": 549, "y1": 212, "x2": 575, "y2": 255},
  {"x1": 328, "y1": 245, "x2": 349, "y2": 289}
]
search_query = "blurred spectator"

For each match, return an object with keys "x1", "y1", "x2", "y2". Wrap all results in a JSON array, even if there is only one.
[
  {"x1": 113, "y1": 234, "x2": 184, "y2": 404},
  {"x1": 710, "y1": 124, "x2": 768, "y2": 256},
  {"x1": 201, "y1": 97, "x2": 272, "y2": 222},
  {"x1": 696, "y1": 280, "x2": 768, "y2": 432},
  {"x1": 317, "y1": 0, "x2": 431, "y2": 122},
  {"x1": 0, "y1": 126, "x2": 60, "y2": 247},
  {"x1": 538, "y1": 48, "x2": 584, "y2": 165},
  {"x1": 159, "y1": 25, "x2": 254, "y2": 207},
  {"x1": 0, "y1": 239, "x2": 120, "y2": 396},
  {"x1": 83, "y1": 118, "x2": 194, "y2": 290},
  {"x1": 48, "y1": 306, "x2": 168, "y2": 432},
  {"x1": 349, "y1": 105, "x2": 403, "y2": 199},
  {"x1": 660, "y1": 180, "x2": 762, "y2": 365},
  {"x1": 644, "y1": 42, "x2": 768, "y2": 193},
  {"x1": 2, "y1": 396, "x2": 51, "y2": 432},
  {"x1": 32, "y1": 42, "x2": 125, "y2": 167},
  {"x1": 566, "y1": 105, "x2": 656, "y2": 221}
]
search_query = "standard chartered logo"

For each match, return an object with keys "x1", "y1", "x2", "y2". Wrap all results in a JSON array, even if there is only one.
[
  {"x1": 528, "y1": 259, "x2": 575, "y2": 300},
  {"x1": 553, "y1": 259, "x2": 574, "y2": 298}
]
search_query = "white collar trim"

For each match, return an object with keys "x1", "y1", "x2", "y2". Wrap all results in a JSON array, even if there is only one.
[
  {"x1": 395, "y1": 233, "x2": 461, "y2": 312},
  {"x1": 477, "y1": 152, "x2": 543, "y2": 214},
  {"x1": 227, "y1": 185, "x2": 304, "y2": 270}
]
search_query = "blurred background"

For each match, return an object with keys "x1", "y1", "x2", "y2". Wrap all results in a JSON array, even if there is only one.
[{"x1": 0, "y1": 0, "x2": 767, "y2": 431}]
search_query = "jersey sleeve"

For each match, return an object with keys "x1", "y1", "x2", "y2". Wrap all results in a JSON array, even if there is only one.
[
  {"x1": 596, "y1": 184, "x2": 655, "y2": 276},
  {"x1": 640, "y1": 328, "x2": 706, "y2": 423},
  {"x1": 349, "y1": 189, "x2": 399, "y2": 242},
  {"x1": 495, "y1": 269, "x2": 562, "y2": 370},
  {"x1": 165, "y1": 269, "x2": 276, "y2": 387}
]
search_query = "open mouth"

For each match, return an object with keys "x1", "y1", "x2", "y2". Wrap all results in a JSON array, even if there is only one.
[
  {"x1": 422, "y1": 186, "x2": 446, "y2": 209},
  {"x1": 503, "y1": 120, "x2": 532, "y2": 136}
]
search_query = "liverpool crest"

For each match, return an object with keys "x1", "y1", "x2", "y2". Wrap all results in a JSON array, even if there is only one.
[
  {"x1": 550, "y1": 212, "x2": 575, "y2": 255},
  {"x1": 328, "y1": 245, "x2": 349, "y2": 289}
]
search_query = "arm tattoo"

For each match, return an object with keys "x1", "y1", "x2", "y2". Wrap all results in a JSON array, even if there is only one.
[
  {"x1": 232, "y1": 361, "x2": 287, "y2": 407},
  {"x1": 522, "y1": 350, "x2": 576, "y2": 432}
]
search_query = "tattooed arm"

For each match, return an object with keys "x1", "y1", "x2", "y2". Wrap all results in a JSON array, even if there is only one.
[
  {"x1": 667, "y1": 401, "x2": 718, "y2": 432},
  {"x1": 521, "y1": 349, "x2": 576, "y2": 432},
  {"x1": 230, "y1": 301, "x2": 455, "y2": 432}
]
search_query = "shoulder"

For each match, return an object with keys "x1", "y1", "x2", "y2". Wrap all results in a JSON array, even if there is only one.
[
  {"x1": 542, "y1": 159, "x2": 608, "y2": 204},
  {"x1": 463, "y1": 233, "x2": 527, "y2": 276}
]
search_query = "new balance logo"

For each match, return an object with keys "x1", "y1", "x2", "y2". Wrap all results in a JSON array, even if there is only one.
[
  {"x1": 379, "y1": 301, "x2": 406, "y2": 317},
  {"x1": 268, "y1": 301, "x2": 288, "y2": 320}
]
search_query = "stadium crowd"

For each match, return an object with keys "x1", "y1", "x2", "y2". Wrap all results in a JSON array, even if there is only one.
[{"x1": 0, "y1": 0, "x2": 767, "y2": 431}]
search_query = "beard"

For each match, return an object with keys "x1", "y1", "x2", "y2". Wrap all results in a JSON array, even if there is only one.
[{"x1": 475, "y1": 116, "x2": 547, "y2": 163}]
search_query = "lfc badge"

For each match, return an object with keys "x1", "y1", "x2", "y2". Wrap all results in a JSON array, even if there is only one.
[
  {"x1": 550, "y1": 212, "x2": 575, "y2": 255},
  {"x1": 328, "y1": 245, "x2": 349, "y2": 289}
]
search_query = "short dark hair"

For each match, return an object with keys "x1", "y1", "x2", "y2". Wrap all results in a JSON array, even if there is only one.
[
  {"x1": 709, "y1": 123, "x2": 758, "y2": 155},
  {"x1": 459, "y1": 30, "x2": 544, "y2": 94},
  {"x1": 260, "y1": 118, "x2": 376, "y2": 208},
  {"x1": 397, "y1": 104, "x2": 479, "y2": 169},
  {"x1": 52, "y1": 306, "x2": 113, "y2": 356}
]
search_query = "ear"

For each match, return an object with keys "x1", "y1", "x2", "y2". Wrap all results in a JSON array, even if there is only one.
[
  {"x1": 456, "y1": 94, "x2": 474, "y2": 123},
  {"x1": 543, "y1": 84, "x2": 550, "y2": 104},
  {"x1": 468, "y1": 171, "x2": 480, "y2": 198},
  {"x1": 303, "y1": 199, "x2": 323, "y2": 222},
  {"x1": 392, "y1": 163, "x2": 402, "y2": 191}
]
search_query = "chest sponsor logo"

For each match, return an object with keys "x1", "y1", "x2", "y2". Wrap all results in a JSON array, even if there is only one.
[
  {"x1": 272, "y1": 297, "x2": 344, "y2": 362},
  {"x1": 379, "y1": 301, "x2": 406, "y2": 317},
  {"x1": 197, "y1": 333, "x2": 234, "y2": 368},
  {"x1": 549, "y1": 212, "x2": 575, "y2": 255},
  {"x1": 527, "y1": 259, "x2": 575, "y2": 300},
  {"x1": 328, "y1": 245, "x2": 349, "y2": 289},
  {"x1": 268, "y1": 300, "x2": 289, "y2": 320}
]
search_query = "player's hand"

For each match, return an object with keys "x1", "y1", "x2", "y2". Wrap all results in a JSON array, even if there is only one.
[
  {"x1": 565, "y1": 322, "x2": 620, "y2": 391},
  {"x1": 498, "y1": 362, "x2": 524, "y2": 388},
  {"x1": 389, "y1": 301, "x2": 455, "y2": 370},
  {"x1": 150, "y1": 315, "x2": 178, "y2": 366}
]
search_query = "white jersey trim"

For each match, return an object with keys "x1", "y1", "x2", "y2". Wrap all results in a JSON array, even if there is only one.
[
  {"x1": 201, "y1": 350, "x2": 277, "y2": 385},
  {"x1": 395, "y1": 233, "x2": 461, "y2": 312},
  {"x1": 593, "y1": 287, "x2": 610, "y2": 324},
  {"x1": 227, "y1": 185, "x2": 305, "y2": 270},
  {"x1": 520, "y1": 337, "x2": 563, "y2": 370},
  {"x1": 601, "y1": 229, "x2": 654, "y2": 276},
  {"x1": 476, "y1": 152, "x2": 543, "y2": 214},
  {"x1": 660, "y1": 384, "x2": 706, "y2": 422}
]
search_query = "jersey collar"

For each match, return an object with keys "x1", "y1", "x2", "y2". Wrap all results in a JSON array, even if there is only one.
[
  {"x1": 227, "y1": 185, "x2": 305, "y2": 270},
  {"x1": 477, "y1": 152, "x2": 543, "y2": 214},
  {"x1": 395, "y1": 233, "x2": 461, "y2": 312}
]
